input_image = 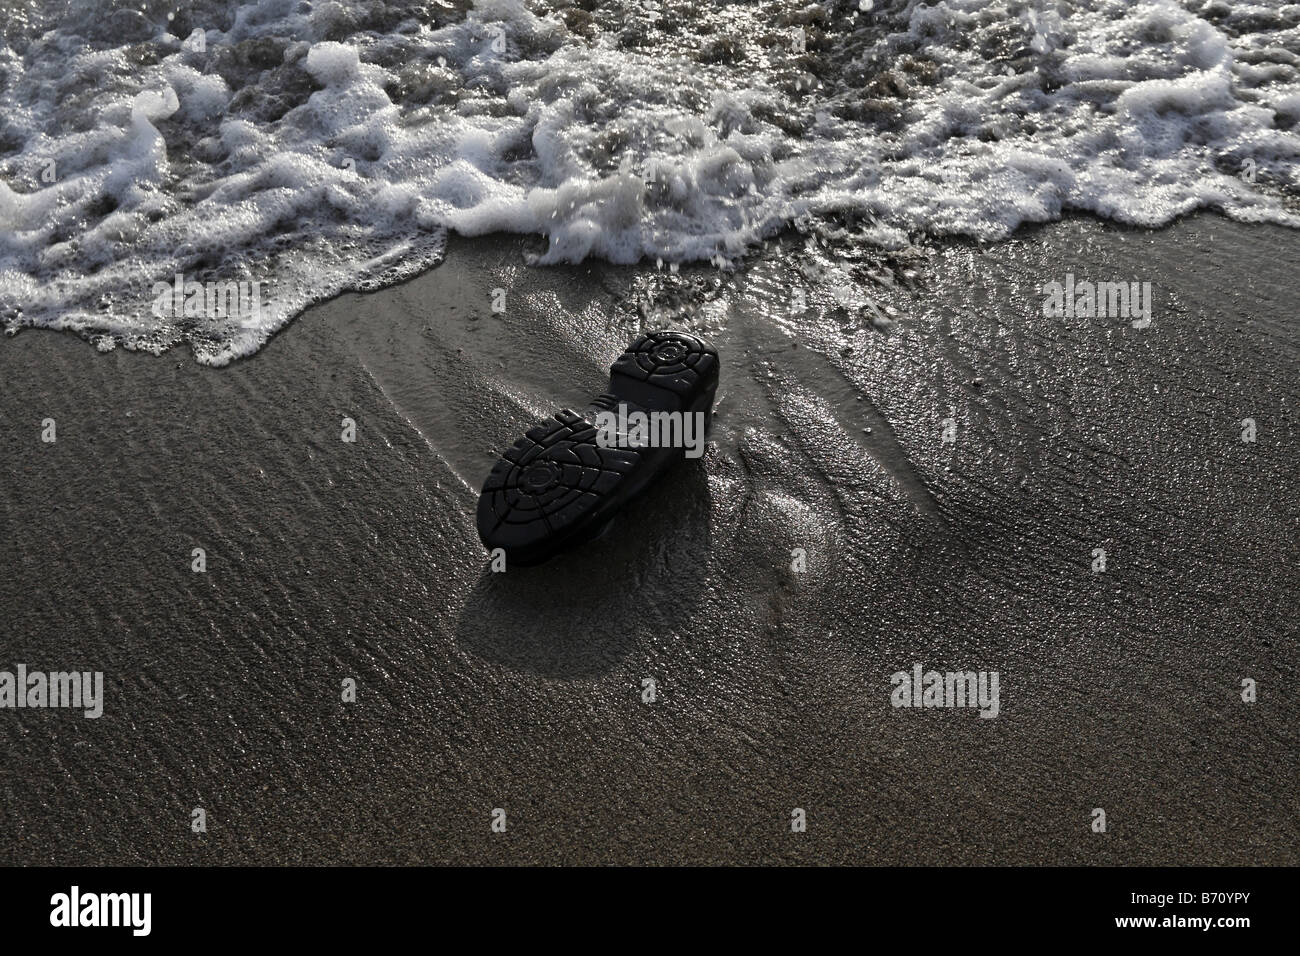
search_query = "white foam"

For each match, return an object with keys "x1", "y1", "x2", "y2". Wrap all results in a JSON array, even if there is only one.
[{"x1": 1, "y1": 0, "x2": 1297, "y2": 362}]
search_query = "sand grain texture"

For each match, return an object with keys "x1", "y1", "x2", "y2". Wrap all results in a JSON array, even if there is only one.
[{"x1": 1, "y1": 214, "x2": 1296, "y2": 865}]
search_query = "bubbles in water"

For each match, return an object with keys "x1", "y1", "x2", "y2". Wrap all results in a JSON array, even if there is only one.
[{"x1": 0, "y1": 0, "x2": 1297, "y2": 362}]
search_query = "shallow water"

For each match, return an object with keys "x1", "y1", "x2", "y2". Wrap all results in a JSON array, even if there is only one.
[{"x1": 2, "y1": 0, "x2": 1298, "y2": 363}]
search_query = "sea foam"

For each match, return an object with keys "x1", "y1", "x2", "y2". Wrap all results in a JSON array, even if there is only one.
[{"x1": 1, "y1": 0, "x2": 1297, "y2": 363}]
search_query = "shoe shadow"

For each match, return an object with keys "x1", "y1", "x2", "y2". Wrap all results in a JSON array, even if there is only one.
[{"x1": 453, "y1": 459, "x2": 714, "y2": 678}]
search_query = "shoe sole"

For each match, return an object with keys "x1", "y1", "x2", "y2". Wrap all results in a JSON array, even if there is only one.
[{"x1": 477, "y1": 330, "x2": 720, "y2": 566}]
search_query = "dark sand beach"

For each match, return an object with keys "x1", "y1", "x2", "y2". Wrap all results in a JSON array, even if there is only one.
[{"x1": 1, "y1": 212, "x2": 1296, "y2": 865}]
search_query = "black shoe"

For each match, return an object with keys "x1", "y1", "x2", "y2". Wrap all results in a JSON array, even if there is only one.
[{"x1": 476, "y1": 330, "x2": 720, "y2": 566}]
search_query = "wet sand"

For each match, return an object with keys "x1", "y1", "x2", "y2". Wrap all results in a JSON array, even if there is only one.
[{"x1": 1, "y1": 212, "x2": 1296, "y2": 865}]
